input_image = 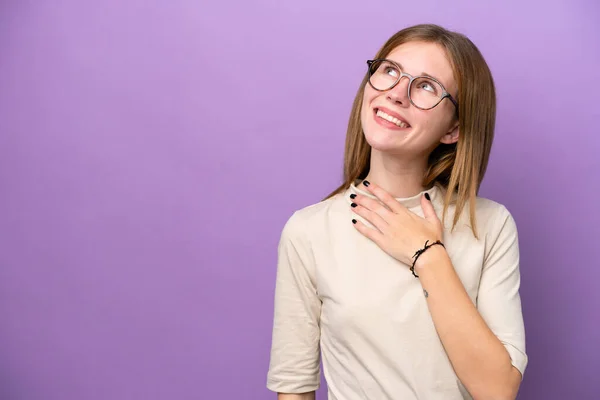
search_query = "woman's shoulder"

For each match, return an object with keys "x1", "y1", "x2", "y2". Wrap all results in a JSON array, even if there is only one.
[
  {"x1": 471, "y1": 194, "x2": 518, "y2": 237},
  {"x1": 473, "y1": 194, "x2": 511, "y2": 217},
  {"x1": 280, "y1": 191, "x2": 348, "y2": 238},
  {"x1": 438, "y1": 184, "x2": 513, "y2": 223},
  {"x1": 439, "y1": 183, "x2": 516, "y2": 237}
]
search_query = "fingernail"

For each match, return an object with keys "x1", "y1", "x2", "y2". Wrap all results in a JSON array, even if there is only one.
[
  {"x1": 349, "y1": 194, "x2": 356, "y2": 199},
  {"x1": 363, "y1": 180, "x2": 370, "y2": 187},
  {"x1": 351, "y1": 203, "x2": 357, "y2": 208},
  {"x1": 425, "y1": 193, "x2": 431, "y2": 201},
  {"x1": 352, "y1": 219, "x2": 357, "y2": 224}
]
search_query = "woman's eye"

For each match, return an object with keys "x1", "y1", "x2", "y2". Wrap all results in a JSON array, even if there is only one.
[
  {"x1": 417, "y1": 81, "x2": 437, "y2": 94},
  {"x1": 384, "y1": 67, "x2": 398, "y2": 77},
  {"x1": 420, "y1": 83, "x2": 433, "y2": 92}
]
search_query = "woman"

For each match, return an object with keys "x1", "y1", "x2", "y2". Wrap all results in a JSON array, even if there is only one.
[{"x1": 266, "y1": 24, "x2": 527, "y2": 400}]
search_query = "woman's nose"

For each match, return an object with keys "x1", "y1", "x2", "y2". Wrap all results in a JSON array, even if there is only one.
[{"x1": 386, "y1": 75, "x2": 411, "y2": 105}]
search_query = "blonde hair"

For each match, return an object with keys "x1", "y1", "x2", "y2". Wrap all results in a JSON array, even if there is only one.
[{"x1": 324, "y1": 24, "x2": 496, "y2": 238}]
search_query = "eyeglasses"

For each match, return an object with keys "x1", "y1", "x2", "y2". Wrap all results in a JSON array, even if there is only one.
[{"x1": 366, "y1": 59, "x2": 458, "y2": 115}]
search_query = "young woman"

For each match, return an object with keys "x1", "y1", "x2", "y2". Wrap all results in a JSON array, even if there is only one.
[{"x1": 266, "y1": 24, "x2": 527, "y2": 400}]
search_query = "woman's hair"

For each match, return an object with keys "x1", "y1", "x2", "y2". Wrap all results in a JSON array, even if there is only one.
[{"x1": 323, "y1": 23, "x2": 496, "y2": 238}]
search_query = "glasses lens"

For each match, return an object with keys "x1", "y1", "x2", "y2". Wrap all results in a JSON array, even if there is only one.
[
  {"x1": 409, "y1": 77, "x2": 445, "y2": 109},
  {"x1": 368, "y1": 60, "x2": 400, "y2": 91}
]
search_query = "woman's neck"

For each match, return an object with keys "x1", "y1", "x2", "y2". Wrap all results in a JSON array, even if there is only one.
[{"x1": 362, "y1": 150, "x2": 429, "y2": 198}]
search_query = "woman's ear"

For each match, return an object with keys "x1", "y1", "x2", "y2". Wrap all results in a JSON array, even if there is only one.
[{"x1": 440, "y1": 122, "x2": 459, "y2": 145}]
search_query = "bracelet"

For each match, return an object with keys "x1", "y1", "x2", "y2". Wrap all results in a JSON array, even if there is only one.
[{"x1": 410, "y1": 239, "x2": 445, "y2": 278}]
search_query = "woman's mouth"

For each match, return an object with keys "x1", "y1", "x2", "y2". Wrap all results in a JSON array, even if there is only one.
[{"x1": 374, "y1": 108, "x2": 411, "y2": 129}]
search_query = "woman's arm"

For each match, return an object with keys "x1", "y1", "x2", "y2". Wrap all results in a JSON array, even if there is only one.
[
  {"x1": 267, "y1": 213, "x2": 322, "y2": 395},
  {"x1": 277, "y1": 392, "x2": 316, "y2": 400},
  {"x1": 415, "y1": 211, "x2": 526, "y2": 400},
  {"x1": 417, "y1": 246, "x2": 520, "y2": 399},
  {"x1": 346, "y1": 181, "x2": 526, "y2": 399}
]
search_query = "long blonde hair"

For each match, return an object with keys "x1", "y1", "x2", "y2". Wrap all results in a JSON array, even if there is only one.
[{"x1": 324, "y1": 24, "x2": 496, "y2": 238}]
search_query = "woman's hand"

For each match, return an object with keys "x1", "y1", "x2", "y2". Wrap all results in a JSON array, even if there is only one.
[{"x1": 350, "y1": 180, "x2": 444, "y2": 267}]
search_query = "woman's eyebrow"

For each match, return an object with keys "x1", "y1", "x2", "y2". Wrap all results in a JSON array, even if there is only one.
[
  {"x1": 389, "y1": 60, "x2": 445, "y2": 85},
  {"x1": 389, "y1": 59, "x2": 448, "y2": 88},
  {"x1": 421, "y1": 72, "x2": 443, "y2": 84}
]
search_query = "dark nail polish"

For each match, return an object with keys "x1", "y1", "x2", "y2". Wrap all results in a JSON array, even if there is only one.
[
  {"x1": 363, "y1": 180, "x2": 370, "y2": 187},
  {"x1": 352, "y1": 219, "x2": 357, "y2": 224},
  {"x1": 425, "y1": 193, "x2": 431, "y2": 201},
  {"x1": 350, "y1": 194, "x2": 356, "y2": 199},
  {"x1": 351, "y1": 203, "x2": 357, "y2": 208}
]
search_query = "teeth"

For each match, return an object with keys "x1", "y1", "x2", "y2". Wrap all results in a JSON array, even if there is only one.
[{"x1": 376, "y1": 109, "x2": 408, "y2": 128}]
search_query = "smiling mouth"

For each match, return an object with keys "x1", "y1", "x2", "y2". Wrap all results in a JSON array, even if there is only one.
[{"x1": 374, "y1": 108, "x2": 411, "y2": 128}]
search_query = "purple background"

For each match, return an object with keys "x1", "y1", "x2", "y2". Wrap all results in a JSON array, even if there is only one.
[{"x1": 0, "y1": 1, "x2": 598, "y2": 399}]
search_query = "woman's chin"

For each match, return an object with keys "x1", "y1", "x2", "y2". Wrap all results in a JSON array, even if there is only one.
[{"x1": 364, "y1": 132, "x2": 406, "y2": 153}]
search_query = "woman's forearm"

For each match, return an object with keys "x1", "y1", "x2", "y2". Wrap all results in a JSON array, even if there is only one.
[
  {"x1": 277, "y1": 392, "x2": 315, "y2": 400},
  {"x1": 415, "y1": 246, "x2": 521, "y2": 400}
]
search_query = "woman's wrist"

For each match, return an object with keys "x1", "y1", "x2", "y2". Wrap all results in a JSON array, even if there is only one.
[{"x1": 413, "y1": 244, "x2": 449, "y2": 275}]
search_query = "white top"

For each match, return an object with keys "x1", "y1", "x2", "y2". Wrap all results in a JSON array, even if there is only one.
[{"x1": 267, "y1": 181, "x2": 528, "y2": 399}]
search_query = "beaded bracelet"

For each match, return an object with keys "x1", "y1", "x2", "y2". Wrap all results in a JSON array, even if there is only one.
[{"x1": 410, "y1": 239, "x2": 445, "y2": 278}]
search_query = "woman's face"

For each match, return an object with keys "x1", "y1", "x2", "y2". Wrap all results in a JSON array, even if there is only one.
[{"x1": 360, "y1": 41, "x2": 459, "y2": 157}]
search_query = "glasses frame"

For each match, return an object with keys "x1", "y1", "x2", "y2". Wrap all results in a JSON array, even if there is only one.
[{"x1": 366, "y1": 59, "x2": 459, "y2": 116}]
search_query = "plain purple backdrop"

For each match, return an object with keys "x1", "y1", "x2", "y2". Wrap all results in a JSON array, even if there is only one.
[{"x1": 0, "y1": 1, "x2": 599, "y2": 399}]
